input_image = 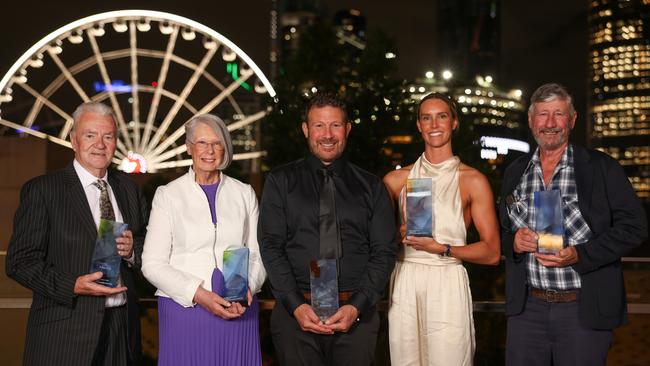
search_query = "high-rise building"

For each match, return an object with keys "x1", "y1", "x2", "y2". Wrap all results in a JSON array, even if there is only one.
[
  {"x1": 588, "y1": 0, "x2": 650, "y2": 201},
  {"x1": 269, "y1": 0, "x2": 321, "y2": 81},
  {"x1": 437, "y1": 0, "x2": 501, "y2": 81}
]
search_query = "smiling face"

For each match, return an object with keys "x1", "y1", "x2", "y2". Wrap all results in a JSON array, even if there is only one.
[
  {"x1": 70, "y1": 112, "x2": 117, "y2": 177},
  {"x1": 301, "y1": 106, "x2": 351, "y2": 165},
  {"x1": 417, "y1": 98, "x2": 458, "y2": 149},
  {"x1": 528, "y1": 98, "x2": 576, "y2": 152},
  {"x1": 186, "y1": 122, "x2": 225, "y2": 176}
]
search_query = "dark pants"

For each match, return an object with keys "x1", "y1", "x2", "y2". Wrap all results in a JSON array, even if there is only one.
[
  {"x1": 506, "y1": 294, "x2": 612, "y2": 366},
  {"x1": 270, "y1": 303, "x2": 380, "y2": 366},
  {"x1": 91, "y1": 306, "x2": 131, "y2": 366}
]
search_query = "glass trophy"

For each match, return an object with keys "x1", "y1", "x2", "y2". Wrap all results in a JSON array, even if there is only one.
[
  {"x1": 90, "y1": 219, "x2": 127, "y2": 288},
  {"x1": 223, "y1": 247, "x2": 249, "y2": 306},
  {"x1": 310, "y1": 259, "x2": 339, "y2": 322},
  {"x1": 405, "y1": 178, "x2": 434, "y2": 237},
  {"x1": 534, "y1": 189, "x2": 565, "y2": 254}
]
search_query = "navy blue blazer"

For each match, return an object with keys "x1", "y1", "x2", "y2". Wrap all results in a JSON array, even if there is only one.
[{"x1": 499, "y1": 144, "x2": 647, "y2": 329}]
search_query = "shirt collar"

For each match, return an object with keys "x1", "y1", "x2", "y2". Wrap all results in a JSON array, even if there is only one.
[
  {"x1": 305, "y1": 153, "x2": 347, "y2": 175},
  {"x1": 529, "y1": 144, "x2": 572, "y2": 170},
  {"x1": 73, "y1": 159, "x2": 108, "y2": 188}
]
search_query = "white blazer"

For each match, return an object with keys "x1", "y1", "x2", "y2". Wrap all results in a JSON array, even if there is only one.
[{"x1": 142, "y1": 167, "x2": 266, "y2": 307}]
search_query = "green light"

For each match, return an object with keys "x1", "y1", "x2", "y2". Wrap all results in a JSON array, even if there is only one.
[{"x1": 226, "y1": 62, "x2": 252, "y2": 91}]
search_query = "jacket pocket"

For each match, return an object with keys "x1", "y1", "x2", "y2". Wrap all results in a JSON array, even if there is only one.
[{"x1": 29, "y1": 302, "x2": 73, "y2": 325}]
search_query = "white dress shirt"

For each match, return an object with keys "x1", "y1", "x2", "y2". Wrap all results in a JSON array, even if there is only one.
[{"x1": 73, "y1": 159, "x2": 128, "y2": 307}]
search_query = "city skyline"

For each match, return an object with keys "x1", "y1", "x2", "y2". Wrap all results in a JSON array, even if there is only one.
[{"x1": 6, "y1": 0, "x2": 644, "y2": 163}]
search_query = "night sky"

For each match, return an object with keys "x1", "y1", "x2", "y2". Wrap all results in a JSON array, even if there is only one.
[{"x1": 0, "y1": 0, "x2": 589, "y2": 143}]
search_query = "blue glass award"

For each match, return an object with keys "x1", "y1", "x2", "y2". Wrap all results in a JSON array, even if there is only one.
[
  {"x1": 406, "y1": 178, "x2": 434, "y2": 237},
  {"x1": 90, "y1": 219, "x2": 127, "y2": 288},
  {"x1": 310, "y1": 259, "x2": 339, "y2": 321},
  {"x1": 223, "y1": 247, "x2": 249, "y2": 306},
  {"x1": 534, "y1": 189, "x2": 565, "y2": 254}
]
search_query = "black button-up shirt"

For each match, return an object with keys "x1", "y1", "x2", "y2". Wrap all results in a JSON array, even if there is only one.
[{"x1": 258, "y1": 154, "x2": 397, "y2": 315}]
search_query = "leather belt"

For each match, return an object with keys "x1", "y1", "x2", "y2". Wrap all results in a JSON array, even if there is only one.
[
  {"x1": 530, "y1": 288, "x2": 579, "y2": 303},
  {"x1": 303, "y1": 291, "x2": 352, "y2": 302}
]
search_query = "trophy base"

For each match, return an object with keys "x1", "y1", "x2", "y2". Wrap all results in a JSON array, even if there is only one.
[
  {"x1": 224, "y1": 297, "x2": 248, "y2": 307},
  {"x1": 538, "y1": 233, "x2": 564, "y2": 254}
]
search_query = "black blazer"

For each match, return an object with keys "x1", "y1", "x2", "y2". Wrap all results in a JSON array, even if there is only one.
[
  {"x1": 499, "y1": 144, "x2": 647, "y2": 330},
  {"x1": 5, "y1": 163, "x2": 149, "y2": 365}
]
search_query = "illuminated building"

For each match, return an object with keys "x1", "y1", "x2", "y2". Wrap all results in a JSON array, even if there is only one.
[
  {"x1": 270, "y1": 3, "x2": 367, "y2": 80},
  {"x1": 403, "y1": 72, "x2": 529, "y2": 167},
  {"x1": 269, "y1": 0, "x2": 320, "y2": 80},
  {"x1": 589, "y1": 0, "x2": 650, "y2": 201}
]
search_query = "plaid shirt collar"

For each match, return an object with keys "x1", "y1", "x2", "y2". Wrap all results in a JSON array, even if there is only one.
[{"x1": 526, "y1": 144, "x2": 572, "y2": 185}]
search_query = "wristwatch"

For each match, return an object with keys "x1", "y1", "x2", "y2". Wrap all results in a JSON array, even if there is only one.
[{"x1": 442, "y1": 244, "x2": 452, "y2": 257}]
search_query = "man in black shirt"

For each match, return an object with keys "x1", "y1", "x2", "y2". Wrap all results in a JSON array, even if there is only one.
[{"x1": 259, "y1": 93, "x2": 397, "y2": 365}]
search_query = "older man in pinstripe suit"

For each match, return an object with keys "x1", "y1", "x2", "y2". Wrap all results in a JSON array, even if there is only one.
[{"x1": 6, "y1": 102, "x2": 148, "y2": 366}]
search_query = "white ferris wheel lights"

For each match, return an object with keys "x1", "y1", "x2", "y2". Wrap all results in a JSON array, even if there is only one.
[
  {"x1": 49, "y1": 40, "x2": 63, "y2": 54},
  {"x1": 30, "y1": 54, "x2": 44, "y2": 68},
  {"x1": 90, "y1": 24, "x2": 106, "y2": 37},
  {"x1": 14, "y1": 69, "x2": 27, "y2": 84},
  {"x1": 68, "y1": 30, "x2": 83, "y2": 44},
  {"x1": 181, "y1": 28, "x2": 196, "y2": 41},
  {"x1": 0, "y1": 10, "x2": 276, "y2": 99},
  {"x1": 159, "y1": 21, "x2": 174, "y2": 35},
  {"x1": 136, "y1": 20, "x2": 151, "y2": 32},
  {"x1": 222, "y1": 47, "x2": 236, "y2": 62},
  {"x1": 203, "y1": 37, "x2": 218, "y2": 50},
  {"x1": 113, "y1": 20, "x2": 128, "y2": 33},
  {"x1": 239, "y1": 63, "x2": 253, "y2": 76},
  {"x1": 254, "y1": 79, "x2": 267, "y2": 94}
]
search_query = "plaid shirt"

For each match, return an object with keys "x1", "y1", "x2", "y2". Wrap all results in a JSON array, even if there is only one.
[{"x1": 506, "y1": 145, "x2": 592, "y2": 290}]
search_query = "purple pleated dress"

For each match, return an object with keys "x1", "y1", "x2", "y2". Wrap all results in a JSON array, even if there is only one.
[{"x1": 156, "y1": 182, "x2": 261, "y2": 365}]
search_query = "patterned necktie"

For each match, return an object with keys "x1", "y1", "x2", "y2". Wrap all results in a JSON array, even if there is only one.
[
  {"x1": 318, "y1": 168, "x2": 342, "y2": 260},
  {"x1": 92, "y1": 179, "x2": 115, "y2": 221}
]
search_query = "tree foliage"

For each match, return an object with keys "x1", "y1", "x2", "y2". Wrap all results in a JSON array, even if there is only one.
[
  {"x1": 262, "y1": 21, "x2": 488, "y2": 182},
  {"x1": 263, "y1": 22, "x2": 419, "y2": 176}
]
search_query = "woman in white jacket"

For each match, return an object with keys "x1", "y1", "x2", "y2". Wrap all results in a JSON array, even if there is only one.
[{"x1": 142, "y1": 114, "x2": 266, "y2": 365}]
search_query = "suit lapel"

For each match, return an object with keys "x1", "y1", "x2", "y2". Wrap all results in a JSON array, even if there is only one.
[
  {"x1": 507, "y1": 153, "x2": 531, "y2": 195},
  {"x1": 64, "y1": 163, "x2": 97, "y2": 237},
  {"x1": 108, "y1": 171, "x2": 131, "y2": 225},
  {"x1": 572, "y1": 144, "x2": 593, "y2": 216},
  {"x1": 500, "y1": 153, "x2": 532, "y2": 229}
]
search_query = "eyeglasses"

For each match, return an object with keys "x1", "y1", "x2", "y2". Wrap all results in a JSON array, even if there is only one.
[{"x1": 190, "y1": 140, "x2": 224, "y2": 151}]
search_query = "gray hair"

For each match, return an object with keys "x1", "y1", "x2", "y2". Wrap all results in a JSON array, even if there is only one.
[
  {"x1": 71, "y1": 102, "x2": 117, "y2": 132},
  {"x1": 185, "y1": 114, "x2": 233, "y2": 170},
  {"x1": 528, "y1": 83, "x2": 576, "y2": 116}
]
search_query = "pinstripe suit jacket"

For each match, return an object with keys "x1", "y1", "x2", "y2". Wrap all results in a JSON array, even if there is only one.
[{"x1": 5, "y1": 163, "x2": 148, "y2": 366}]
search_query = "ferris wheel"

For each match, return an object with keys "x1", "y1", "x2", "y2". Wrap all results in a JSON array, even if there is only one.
[{"x1": 0, "y1": 10, "x2": 276, "y2": 173}]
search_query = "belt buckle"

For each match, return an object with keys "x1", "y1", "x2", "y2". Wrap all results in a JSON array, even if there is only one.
[{"x1": 545, "y1": 289, "x2": 559, "y2": 302}]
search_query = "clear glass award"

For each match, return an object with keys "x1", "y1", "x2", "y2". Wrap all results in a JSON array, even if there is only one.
[
  {"x1": 534, "y1": 189, "x2": 565, "y2": 254},
  {"x1": 223, "y1": 247, "x2": 249, "y2": 306},
  {"x1": 310, "y1": 259, "x2": 339, "y2": 322},
  {"x1": 405, "y1": 178, "x2": 434, "y2": 237},
  {"x1": 90, "y1": 219, "x2": 127, "y2": 288}
]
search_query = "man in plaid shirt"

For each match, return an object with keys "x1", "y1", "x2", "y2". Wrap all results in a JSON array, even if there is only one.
[{"x1": 499, "y1": 83, "x2": 647, "y2": 366}]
